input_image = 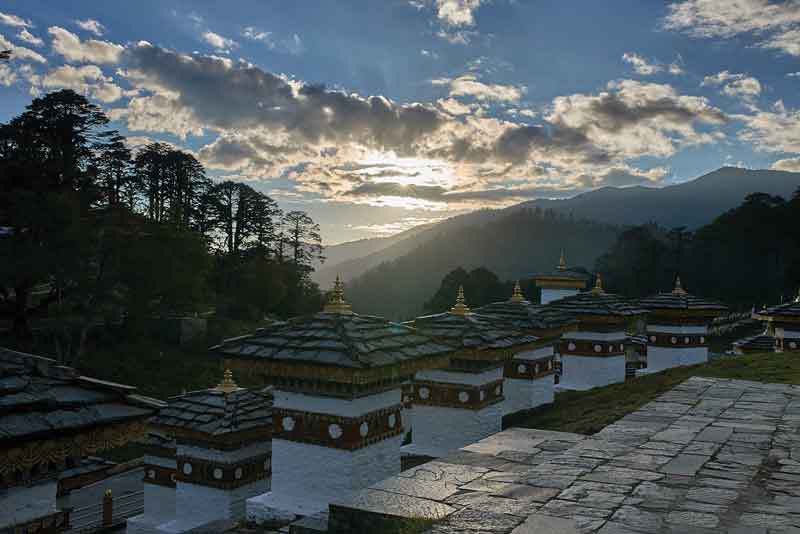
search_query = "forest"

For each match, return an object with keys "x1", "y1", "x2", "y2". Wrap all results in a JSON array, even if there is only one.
[{"x1": 0, "y1": 90, "x2": 324, "y2": 365}]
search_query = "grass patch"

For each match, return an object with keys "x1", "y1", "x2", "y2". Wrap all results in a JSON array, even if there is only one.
[{"x1": 511, "y1": 352, "x2": 800, "y2": 435}]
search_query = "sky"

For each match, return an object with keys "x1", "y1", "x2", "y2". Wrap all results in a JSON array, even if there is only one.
[{"x1": 1, "y1": 1, "x2": 800, "y2": 244}]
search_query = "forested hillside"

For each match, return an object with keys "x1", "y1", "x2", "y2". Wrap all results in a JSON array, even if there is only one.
[{"x1": 346, "y1": 208, "x2": 618, "y2": 319}]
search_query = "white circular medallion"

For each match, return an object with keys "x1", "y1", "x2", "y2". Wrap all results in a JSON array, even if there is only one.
[
  {"x1": 700, "y1": 336, "x2": 706, "y2": 344},
  {"x1": 458, "y1": 391, "x2": 469, "y2": 403},
  {"x1": 479, "y1": 390, "x2": 485, "y2": 401},
  {"x1": 534, "y1": 364, "x2": 540, "y2": 374},
  {"x1": 388, "y1": 414, "x2": 397, "y2": 428},
  {"x1": 684, "y1": 337, "x2": 690, "y2": 344},
  {"x1": 213, "y1": 468, "x2": 223, "y2": 480},
  {"x1": 594, "y1": 344, "x2": 602, "y2": 353},
  {"x1": 282, "y1": 416, "x2": 295, "y2": 431},
  {"x1": 790, "y1": 341, "x2": 798, "y2": 349},
  {"x1": 517, "y1": 363, "x2": 527, "y2": 374},
  {"x1": 670, "y1": 336, "x2": 678, "y2": 344},
  {"x1": 547, "y1": 360, "x2": 552, "y2": 370},
  {"x1": 263, "y1": 458, "x2": 271, "y2": 472},
  {"x1": 359, "y1": 422, "x2": 369, "y2": 437},
  {"x1": 494, "y1": 385, "x2": 501, "y2": 395},
  {"x1": 418, "y1": 387, "x2": 430, "y2": 400},
  {"x1": 328, "y1": 423, "x2": 343, "y2": 439},
  {"x1": 234, "y1": 467, "x2": 243, "y2": 480},
  {"x1": 147, "y1": 469, "x2": 155, "y2": 479},
  {"x1": 650, "y1": 335, "x2": 656, "y2": 342},
  {"x1": 182, "y1": 463, "x2": 192, "y2": 475},
  {"x1": 568, "y1": 342, "x2": 576, "y2": 351}
]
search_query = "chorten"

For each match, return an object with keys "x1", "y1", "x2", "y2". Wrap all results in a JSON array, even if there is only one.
[
  {"x1": 406, "y1": 286, "x2": 539, "y2": 457},
  {"x1": 638, "y1": 277, "x2": 727, "y2": 372},
  {"x1": 476, "y1": 281, "x2": 577, "y2": 416},
  {"x1": 547, "y1": 274, "x2": 647, "y2": 390},
  {"x1": 0, "y1": 348, "x2": 160, "y2": 534},
  {"x1": 213, "y1": 278, "x2": 451, "y2": 520},
  {"x1": 133, "y1": 371, "x2": 273, "y2": 534},
  {"x1": 530, "y1": 250, "x2": 591, "y2": 304},
  {"x1": 753, "y1": 288, "x2": 800, "y2": 352}
]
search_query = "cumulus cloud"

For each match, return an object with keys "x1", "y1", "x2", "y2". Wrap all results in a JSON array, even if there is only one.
[
  {"x1": 664, "y1": 0, "x2": 800, "y2": 56},
  {"x1": 202, "y1": 31, "x2": 238, "y2": 52},
  {"x1": 737, "y1": 100, "x2": 800, "y2": 154},
  {"x1": 75, "y1": 19, "x2": 106, "y2": 36},
  {"x1": 702, "y1": 70, "x2": 762, "y2": 100},
  {"x1": 17, "y1": 28, "x2": 43, "y2": 46},
  {"x1": 0, "y1": 33, "x2": 46, "y2": 63},
  {"x1": 622, "y1": 53, "x2": 662, "y2": 75},
  {"x1": 0, "y1": 64, "x2": 16, "y2": 86},
  {"x1": 771, "y1": 157, "x2": 800, "y2": 172},
  {"x1": 242, "y1": 27, "x2": 273, "y2": 47},
  {"x1": 41, "y1": 64, "x2": 127, "y2": 103},
  {"x1": 432, "y1": 74, "x2": 526, "y2": 103},
  {"x1": 350, "y1": 216, "x2": 445, "y2": 236},
  {"x1": 49, "y1": 26, "x2": 124, "y2": 64},
  {"x1": 0, "y1": 11, "x2": 31, "y2": 28},
  {"x1": 107, "y1": 44, "x2": 728, "y2": 209},
  {"x1": 435, "y1": 0, "x2": 483, "y2": 27}
]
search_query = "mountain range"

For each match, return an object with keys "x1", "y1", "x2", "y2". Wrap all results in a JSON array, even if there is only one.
[{"x1": 313, "y1": 167, "x2": 800, "y2": 291}]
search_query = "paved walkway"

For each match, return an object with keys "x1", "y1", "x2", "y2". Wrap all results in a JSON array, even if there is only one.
[{"x1": 329, "y1": 377, "x2": 800, "y2": 533}]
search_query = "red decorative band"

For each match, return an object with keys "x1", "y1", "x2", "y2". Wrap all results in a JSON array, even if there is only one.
[
  {"x1": 412, "y1": 379, "x2": 504, "y2": 410},
  {"x1": 273, "y1": 405, "x2": 403, "y2": 451},
  {"x1": 646, "y1": 333, "x2": 708, "y2": 348},
  {"x1": 143, "y1": 464, "x2": 176, "y2": 488},
  {"x1": 559, "y1": 339, "x2": 626, "y2": 357},
  {"x1": 504, "y1": 357, "x2": 555, "y2": 380},
  {"x1": 176, "y1": 453, "x2": 270, "y2": 490}
]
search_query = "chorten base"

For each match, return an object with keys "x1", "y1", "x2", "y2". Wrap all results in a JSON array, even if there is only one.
[
  {"x1": 558, "y1": 354, "x2": 625, "y2": 391},
  {"x1": 406, "y1": 402, "x2": 503, "y2": 458},
  {"x1": 246, "y1": 491, "x2": 327, "y2": 524},
  {"x1": 647, "y1": 346, "x2": 708, "y2": 372},
  {"x1": 503, "y1": 375, "x2": 554, "y2": 417}
]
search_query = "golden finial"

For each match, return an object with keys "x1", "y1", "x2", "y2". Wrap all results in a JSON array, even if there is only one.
[
  {"x1": 450, "y1": 285, "x2": 471, "y2": 315},
  {"x1": 558, "y1": 249, "x2": 566, "y2": 271},
  {"x1": 214, "y1": 369, "x2": 241, "y2": 393},
  {"x1": 510, "y1": 280, "x2": 525, "y2": 303},
  {"x1": 673, "y1": 276, "x2": 687, "y2": 295},
  {"x1": 591, "y1": 273, "x2": 605, "y2": 296},
  {"x1": 323, "y1": 275, "x2": 352, "y2": 313}
]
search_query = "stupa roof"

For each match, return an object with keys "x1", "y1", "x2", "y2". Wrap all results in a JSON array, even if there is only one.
[
  {"x1": 530, "y1": 250, "x2": 591, "y2": 282},
  {"x1": 152, "y1": 372, "x2": 272, "y2": 438},
  {"x1": 475, "y1": 282, "x2": 578, "y2": 332},
  {"x1": 639, "y1": 277, "x2": 728, "y2": 313},
  {"x1": 409, "y1": 286, "x2": 539, "y2": 351},
  {"x1": 546, "y1": 275, "x2": 648, "y2": 318},
  {"x1": 754, "y1": 289, "x2": 800, "y2": 322},
  {"x1": 732, "y1": 332, "x2": 776, "y2": 353},
  {"x1": 0, "y1": 347, "x2": 162, "y2": 447}
]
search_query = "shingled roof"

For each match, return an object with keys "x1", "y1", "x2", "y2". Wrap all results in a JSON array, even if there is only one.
[
  {"x1": 546, "y1": 276, "x2": 648, "y2": 318},
  {"x1": 754, "y1": 289, "x2": 800, "y2": 321},
  {"x1": 152, "y1": 374, "x2": 272, "y2": 438},
  {"x1": 475, "y1": 284, "x2": 577, "y2": 333},
  {"x1": 0, "y1": 347, "x2": 162, "y2": 445},
  {"x1": 638, "y1": 277, "x2": 728, "y2": 313},
  {"x1": 408, "y1": 286, "x2": 538, "y2": 351},
  {"x1": 213, "y1": 312, "x2": 453, "y2": 370},
  {"x1": 530, "y1": 251, "x2": 591, "y2": 282},
  {"x1": 733, "y1": 332, "x2": 777, "y2": 353}
]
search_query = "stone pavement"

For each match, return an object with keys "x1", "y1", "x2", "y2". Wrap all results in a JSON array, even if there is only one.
[{"x1": 328, "y1": 377, "x2": 800, "y2": 533}]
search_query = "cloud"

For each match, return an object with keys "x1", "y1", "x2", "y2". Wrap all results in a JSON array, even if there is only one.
[
  {"x1": 202, "y1": 31, "x2": 238, "y2": 52},
  {"x1": 702, "y1": 70, "x2": 762, "y2": 100},
  {"x1": 0, "y1": 33, "x2": 46, "y2": 63},
  {"x1": 41, "y1": 64, "x2": 127, "y2": 103},
  {"x1": 420, "y1": 49, "x2": 439, "y2": 59},
  {"x1": 435, "y1": 0, "x2": 483, "y2": 27},
  {"x1": 432, "y1": 74, "x2": 526, "y2": 103},
  {"x1": 663, "y1": 0, "x2": 800, "y2": 56},
  {"x1": 48, "y1": 26, "x2": 124, "y2": 64},
  {"x1": 0, "y1": 64, "x2": 16, "y2": 86},
  {"x1": 75, "y1": 19, "x2": 106, "y2": 36},
  {"x1": 0, "y1": 11, "x2": 31, "y2": 28},
  {"x1": 350, "y1": 216, "x2": 445, "y2": 236},
  {"x1": 242, "y1": 27, "x2": 273, "y2": 47},
  {"x1": 622, "y1": 53, "x2": 662, "y2": 75},
  {"x1": 770, "y1": 157, "x2": 800, "y2": 172},
  {"x1": 17, "y1": 29, "x2": 43, "y2": 46},
  {"x1": 788, "y1": 72, "x2": 800, "y2": 78},
  {"x1": 737, "y1": 100, "x2": 800, "y2": 154}
]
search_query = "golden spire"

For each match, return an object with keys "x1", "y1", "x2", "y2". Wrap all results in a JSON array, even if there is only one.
[
  {"x1": 558, "y1": 249, "x2": 567, "y2": 271},
  {"x1": 214, "y1": 369, "x2": 241, "y2": 393},
  {"x1": 324, "y1": 275, "x2": 352, "y2": 313},
  {"x1": 510, "y1": 280, "x2": 525, "y2": 303},
  {"x1": 673, "y1": 276, "x2": 687, "y2": 295},
  {"x1": 591, "y1": 273, "x2": 605, "y2": 296},
  {"x1": 450, "y1": 285, "x2": 471, "y2": 315}
]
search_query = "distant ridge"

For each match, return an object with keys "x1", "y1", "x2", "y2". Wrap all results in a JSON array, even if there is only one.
[{"x1": 313, "y1": 167, "x2": 800, "y2": 288}]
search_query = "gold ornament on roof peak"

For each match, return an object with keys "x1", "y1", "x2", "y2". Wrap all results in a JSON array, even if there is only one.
[
  {"x1": 558, "y1": 249, "x2": 567, "y2": 271},
  {"x1": 324, "y1": 275, "x2": 353, "y2": 313},
  {"x1": 214, "y1": 369, "x2": 240, "y2": 393},
  {"x1": 673, "y1": 276, "x2": 687, "y2": 295},
  {"x1": 451, "y1": 285, "x2": 472, "y2": 315},
  {"x1": 591, "y1": 273, "x2": 605, "y2": 296},
  {"x1": 510, "y1": 280, "x2": 525, "y2": 303}
]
